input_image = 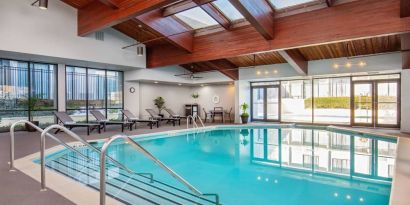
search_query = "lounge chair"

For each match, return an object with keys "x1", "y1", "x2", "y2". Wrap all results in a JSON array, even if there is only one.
[
  {"x1": 121, "y1": 110, "x2": 159, "y2": 129},
  {"x1": 54, "y1": 111, "x2": 101, "y2": 135},
  {"x1": 225, "y1": 107, "x2": 233, "y2": 123},
  {"x1": 203, "y1": 108, "x2": 213, "y2": 123},
  {"x1": 146, "y1": 109, "x2": 180, "y2": 126},
  {"x1": 90, "y1": 110, "x2": 132, "y2": 132},
  {"x1": 164, "y1": 108, "x2": 187, "y2": 120}
]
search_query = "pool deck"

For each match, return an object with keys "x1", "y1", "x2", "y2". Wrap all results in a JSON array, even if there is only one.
[{"x1": 1, "y1": 122, "x2": 409, "y2": 205}]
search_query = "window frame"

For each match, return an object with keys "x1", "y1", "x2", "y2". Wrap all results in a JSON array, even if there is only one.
[{"x1": 65, "y1": 65, "x2": 124, "y2": 123}]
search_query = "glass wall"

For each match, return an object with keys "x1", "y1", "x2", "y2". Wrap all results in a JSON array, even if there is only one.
[
  {"x1": 66, "y1": 66, "x2": 123, "y2": 123},
  {"x1": 0, "y1": 59, "x2": 57, "y2": 131},
  {"x1": 313, "y1": 77, "x2": 351, "y2": 124},
  {"x1": 281, "y1": 80, "x2": 312, "y2": 122},
  {"x1": 250, "y1": 74, "x2": 400, "y2": 127}
]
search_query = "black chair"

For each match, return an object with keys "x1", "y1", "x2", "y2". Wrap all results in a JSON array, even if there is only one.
[
  {"x1": 203, "y1": 108, "x2": 213, "y2": 123},
  {"x1": 121, "y1": 110, "x2": 158, "y2": 129},
  {"x1": 54, "y1": 111, "x2": 101, "y2": 135},
  {"x1": 146, "y1": 109, "x2": 179, "y2": 126},
  {"x1": 90, "y1": 110, "x2": 132, "y2": 132}
]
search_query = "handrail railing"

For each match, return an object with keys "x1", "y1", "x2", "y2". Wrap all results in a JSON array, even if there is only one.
[
  {"x1": 100, "y1": 135, "x2": 220, "y2": 205},
  {"x1": 195, "y1": 114, "x2": 205, "y2": 128},
  {"x1": 40, "y1": 124, "x2": 135, "y2": 191},
  {"x1": 187, "y1": 115, "x2": 199, "y2": 129},
  {"x1": 9, "y1": 120, "x2": 91, "y2": 172}
]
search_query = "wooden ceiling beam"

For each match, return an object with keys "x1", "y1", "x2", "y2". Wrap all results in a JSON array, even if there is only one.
[
  {"x1": 196, "y1": 2, "x2": 231, "y2": 30},
  {"x1": 228, "y1": 0, "x2": 274, "y2": 40},
  {"x1": 278, "y1": 50, "x2": 308, "y2": 75},
  {"x1": 98, "y1": 0, "x2": 119, "y2": 9},
  {"x1": 402, "y1": 33, "x2": 410, "y2": 69},
  {"x1": 78, "y1": 0, "x2": 180, "y2": 36},
  {"x1": 162, "y1": 0, "x2": 215, "y2": 16},
  {"x1": 401, "y1": 0, "x2": 410, "y2": 18},
  {"x1": 205, "y1": 59, "x2": 239, "y2": 80},
  {"x1": 326, "y1": 0, "x2": 336, "y2": 7},
  {"x1": 147, "y1": 0, "x2": 410, "y2": 68},
  {"x1": 136, "y1": 10, "x2": 194, "y2": 52}
]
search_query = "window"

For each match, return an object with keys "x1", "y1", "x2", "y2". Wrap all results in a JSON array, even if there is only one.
[
  {"x1": 66, "y1": 66, "x2": 123, "y2": 123},
  {"x1": 175, "y1": 7, "x2": 219, "y2": 29},
  {"x1": 268, "y1": 0, "x2": 317, "y2": 9},
  {"x1": 281, "y1": 80, "x2": 312, "y2": 122},
  {"x1": 0, "y1": 59, "x2": 57, "y2": 131},
  {"x1": 313, "y1": 77, "x2": 351, "y2": 124},
  {"x1": 212, "y1": 0, "x2": 244, "y2": 21}
]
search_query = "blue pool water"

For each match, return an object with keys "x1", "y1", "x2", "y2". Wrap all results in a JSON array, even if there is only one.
[{"x1": 42, "y1": 126, "x2": 396, "y2": 205}]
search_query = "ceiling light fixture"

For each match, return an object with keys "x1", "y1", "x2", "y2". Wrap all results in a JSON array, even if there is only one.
[
  {"x1": 273, "y1": 70, "x2": 278, "y2": 74},
  {"x1": 32, "y1": 0, "x2": 48, "y2": 10}
]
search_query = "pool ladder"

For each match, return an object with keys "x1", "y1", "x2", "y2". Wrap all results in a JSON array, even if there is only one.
[
  {"x1": 187, "y1": 114, "x2": 205, "y2": 129},
  {"x1": 9, "y1": 122, "x2": 220, "y2": 205}
]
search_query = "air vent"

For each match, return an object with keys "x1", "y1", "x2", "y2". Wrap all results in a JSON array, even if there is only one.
[{"x1": 95, "y1": 31, "x2": 104, "y2": 41}]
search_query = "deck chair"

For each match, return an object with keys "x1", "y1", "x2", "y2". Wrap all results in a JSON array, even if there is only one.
[
  {"x1": 146, "y1": 109, "x2": 179, "y2": 126},
  {"x1": 53, "y1": 111, "x2": 101, "y2": 135},
  {"x1": 90, "y1": 110, "x2": 132, "y2": 132},
  {"x1": 164, "y1": 108, "x2": 187, "y2": 120},
  {"x1": 121, "y1": 110, "x2": 158, "y2": 129}
]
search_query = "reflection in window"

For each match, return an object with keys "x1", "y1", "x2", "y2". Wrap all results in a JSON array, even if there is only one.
[
  {"x1": 378, "y1": 141, "x2": 396, "y2": 178},
  {"x1": 281, "y1": 129, "x2": 312, "y2": 169},
  {"x1": 313, "y1": 77, "x2": 351, "y2": 124},
  {"x1": 281, "y1": 80, "x2": 312, "y2": 122},
  {"x1": 175, "y1": 7, "x2": 219, "y2": 29},
  {"x1": 252, "y1": 129, "x2": 265, "y2": 159},
  {"x1": 212, "y1": 0, "x2": 244, "y2": 21},
  {"x1": 354, "y1": 137, "x2": 373, "y2": 175},
  {"x1": 377, "y1": 82, "x2": 398, "y2": 125},
  {"x1": 267, "y1": 129, "x2": 279, "y2": 161}
]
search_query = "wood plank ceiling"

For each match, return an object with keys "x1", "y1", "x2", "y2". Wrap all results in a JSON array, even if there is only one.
[{"x1": 61, "y1": 0, "x2": 409, "y2": 81}]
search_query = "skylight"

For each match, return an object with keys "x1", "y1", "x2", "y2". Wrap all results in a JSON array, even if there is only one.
[
  {"x1": 175, "y1": 7, "x2": 219, "y2": 30},
  {"x1": 269, "y1": 0, "x2": 317, "y2": 9},
  {"x1": 212, "y1": 0, "x2": 244, "y2": 21}
]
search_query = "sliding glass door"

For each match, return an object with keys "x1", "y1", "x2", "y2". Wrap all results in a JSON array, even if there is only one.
[
  {"x1": 353, "y1": 79, "x2": 400, "y2": 127},
  {"x1": 251, "y1": 83, "x2": 280, "y2": 121}
]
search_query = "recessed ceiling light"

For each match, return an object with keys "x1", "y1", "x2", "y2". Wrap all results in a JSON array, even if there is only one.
[
  {"x1": 256, "y1": 71, "x2": 261, "y2": 75},
  {"x1": 358, "y1": 61, "x2": 366, "y2": 67},
  {"x1": 333, "y1": 63, "x2": 339, "y2": 69},
  {"x1": 178, "y1": 83, "x2": 182, "y2": 86},
  {"x1": 264, "y1": 71, "x2": 269, "y2": 75},
  {"x1": 154, "y1": 81, "x2": 158, "y2": 84},
  {"x1": 273, "y1": 70, "x2": 278, "y2": 74},
  {"x1": 345, "y1": 62, "x2": 352, "y2": 68}
]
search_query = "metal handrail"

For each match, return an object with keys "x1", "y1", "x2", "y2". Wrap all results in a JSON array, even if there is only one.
[
  {"x1": 9, "y1": 120, "x2": 91, "y2": 172},
  {"x1": 100, "y1": 135, "x2": 218, "y2": 205},
  {"x1": 187, "y1": 115, "x2": 199, "y2": 129},
  {"x1": 195, "y1": 114, "x2": 205, "y2": 127},
  {"x1": 40, "y1": 124, "x2": 135, "y2": 191}
]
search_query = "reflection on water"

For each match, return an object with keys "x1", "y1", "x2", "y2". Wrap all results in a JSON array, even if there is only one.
[{"x1": 250, "y1": 128, "x2": 396, "y2": 181}]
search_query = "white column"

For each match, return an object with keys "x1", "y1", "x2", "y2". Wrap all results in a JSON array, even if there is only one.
[
  {"x1": 235, "y1": 80, "x2": 251, "y2": 124},
  {"x1": 401, "y1": 69, "x2": 410, "y2": 133},
  {"x1": 57, "y1": 64, "x2": 66, "y2": 112}
]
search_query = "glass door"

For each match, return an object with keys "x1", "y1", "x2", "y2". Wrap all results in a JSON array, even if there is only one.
[
  {"x1": 376, "y1": 80, "x2": 399, "y2": 127},
  {"x1": 353, "y1": 80, "x2": 400, "y2": 127},
  {"x1": 267, "y1": 87, "x2": 280, "y2": 121},
  {"x1": 251, "y1": 85, "x2": 280, "y2": 121},
  {"x1": 353, "y1": 82, "x2": 374, "y2": 126}
]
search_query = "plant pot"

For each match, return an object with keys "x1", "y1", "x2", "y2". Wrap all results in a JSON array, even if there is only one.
[
  {"x1": 241, "y1": 116, "x2": 249, "y2": 124},
  {"x1": 25, "y1": 121, "x2": 39, "y2": 132}
]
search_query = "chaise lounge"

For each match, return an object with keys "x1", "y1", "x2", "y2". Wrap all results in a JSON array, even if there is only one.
[
  {"x1": 90, "y1": 110, "x2": 132, "y2": 132},
  {"x1": 53, "y1": 111, "x2": 101, "y2": 135},
  {"x1": 121, "y1": 110, "x2": 159, "y2": 129},
  {"x1": 146, "y1": 109, "x2": 180, "y2": 126}
]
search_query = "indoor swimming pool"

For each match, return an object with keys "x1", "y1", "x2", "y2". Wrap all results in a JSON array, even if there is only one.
[{"x1": 39, "y1": 126, "x2": 397, "y2": 205}]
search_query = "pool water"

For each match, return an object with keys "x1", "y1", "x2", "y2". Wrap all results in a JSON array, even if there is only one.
[{"x1": 43, "y1": 127, "x2": 397, "y2": 205}]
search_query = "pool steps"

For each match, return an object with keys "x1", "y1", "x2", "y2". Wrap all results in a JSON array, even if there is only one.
[{"x1": 46, "y1": 151, "x2": 218, "y2": 205}]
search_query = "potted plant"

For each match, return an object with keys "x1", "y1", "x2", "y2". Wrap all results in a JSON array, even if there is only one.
[
  {"x1": 23, "y1": 96, "x2": 41, "y2": 132},
  {"x1": 154, "y1": 97, "x2": 166, "y2": 115},
  {"x1": 240, "y1": 103, "x2": 249, "y2": 124},
  {"x1": 191, "y1": 93, "x2": 199, "y2": 103}
]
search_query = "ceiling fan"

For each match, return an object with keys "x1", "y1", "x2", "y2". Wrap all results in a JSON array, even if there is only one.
[{"x1": 174, "y1": 72, "x2": 204, "y2": 79}]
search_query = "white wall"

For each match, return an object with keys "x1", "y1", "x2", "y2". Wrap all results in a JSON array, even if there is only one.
[
  {"x1": 401, "y1": 70, "x2": 410, "y2": 133},
  {"x1": 235, "y1": 80, "x2": 251, "y2": 123},
  {"x1": 128, "y1": 83, "x2": 235, "y2": 120},
  {"x1": 0, "y1": 0, "x2": 145, "y2": 69}
]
